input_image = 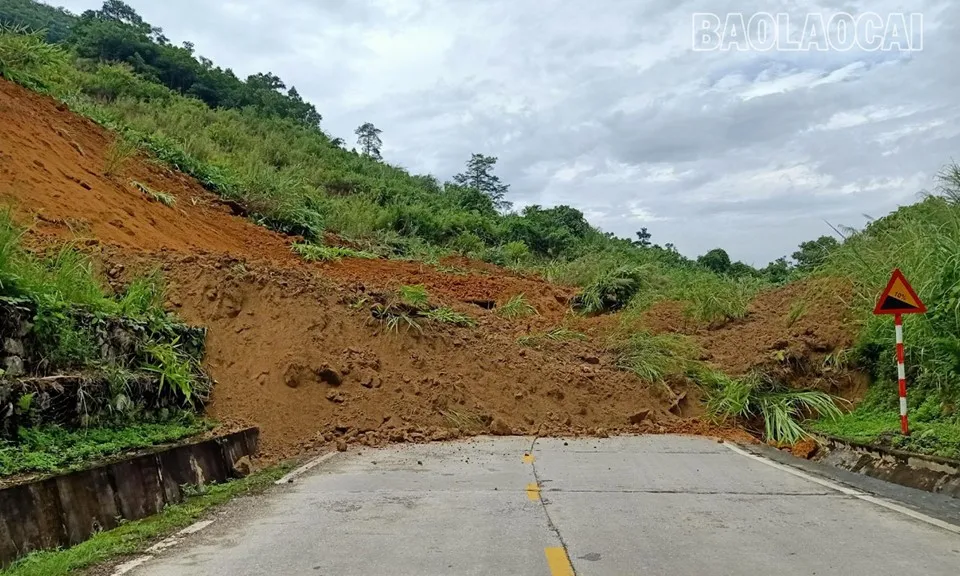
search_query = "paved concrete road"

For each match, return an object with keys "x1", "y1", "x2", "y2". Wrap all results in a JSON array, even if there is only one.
[{"x1": 132, "y1": 436, "x2": 960, "y2": 576}]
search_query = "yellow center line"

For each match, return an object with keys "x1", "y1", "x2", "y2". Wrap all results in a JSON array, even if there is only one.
[
  {"x1": 544, "y1": 547, "x2": 574, "y2": 576},
  {"x1": 526, "y1": 483, "x2": 541, "y2": 501}
]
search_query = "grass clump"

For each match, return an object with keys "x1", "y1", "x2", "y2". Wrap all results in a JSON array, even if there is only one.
[
  {"x1": 612, "y1": 330, "x2": 697, "y2": 382},
  {"x1": 0, "y1": 464, "x2": 291, "y2": 576},
  {"x1": 370, "y1": 285, "x2": 475, "y2": 331},
  {"x1": 103, "y1": 136, "x2": 137, "y2": 177},
  {"x1": 785, "y1": 300, "x2": 807, "y2": 327},
  {"x1": 517, "y1": 327, "x2": 588, "y2": 347},
  {"x1": 702, "y1": 370, "x2": 844, "y2": 444},
  {"x1": 670, "y1": 273, "x2": 760, "y2": 324},
  {"x1": 497, "y1": 294, "x2": 537, "y2": 319},
  {"x1": 143, "y1": 337, "x2": 198, "y2": 403},
  {"x1": 573, "y1": 265, "x2": 645, "y2": 314},
  {"x1": 370, "y1": 303, "x2": 422, "y2": 334},
  {"x1": 423, "y1": 306, "x2": 476, "y2": 327},
  {"x1": 291, "y1": 242, "x2": 377, "y2": 262},
  {"x1": 131, "y1": 181, "x2": 175, "y2": 206},
  {"x1": 397, "y1": 284, "x2": 429, "y2": 309}
]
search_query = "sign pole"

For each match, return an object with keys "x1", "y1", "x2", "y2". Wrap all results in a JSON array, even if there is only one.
[
  {"x1": 894, "y1": 313, "x2": 909, "y2": 436},
  {"x1": 873, "y1": 268, "x2": 925, "y2": 437}
]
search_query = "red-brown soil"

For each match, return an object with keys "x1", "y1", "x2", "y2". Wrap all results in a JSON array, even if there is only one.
[
  {"x1": 3, "y1": 78, "x2": 755, "y2": 463},
  {"x1": 642, "y1": 278, "x2": 867, "y2": 401}
]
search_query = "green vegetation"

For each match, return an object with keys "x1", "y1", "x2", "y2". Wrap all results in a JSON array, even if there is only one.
[
  {"x1": 573, "y1": 265, "x2": 646, "y2": 314},
  {"x1": 0, "y1": 212, "x2": 202, "y2": 384},
  {"x1": 702, "y1": 371, "x2": 844, "y2": 444},
  {"x1": 372, "y1": 303, "x2": 422, "y2": 334},
  {"x1": 0, "y1": 211, "x2": 208, "y2": 474},
  {"x1": 398, "y1": 284, "x2": 430, "y2": 309},
  {"x1": 103, "y1": 135, "x2": 137, "y2": 176},
  {"x1": 785, "y1": 300, "x2": 807, "y2": 328},
  {"x1": 497, "y1": 294, "x2": 537, "y2": 319},
  {"x1": 131, "y1": 180, "x2": 175, "y2": 206},
  {"x1": 516, "y1": 327, "x2": 588, "y2": 347},
  {"x1": 811, "y1": 163, "x2": 960, "y2": 456},
  {"x1": 0, "y1": 417, "x2": 211, "y2": 476},
  {"x1": 0, "y1": 464, "x2": 291, "y2": 576},
  {"x1": 291, "y1": 242, "x2": 377, "y2": 262},
  {"x1": 423, "y1": 306, "x2": 476, "y2": 327},
  {"x1": 612, "y1": 330, "x2": 697, "y2": 383},
  {"x1": 2, "y1": 3, "x2": 953, "y2": 455},
  {"x1": 369, "y1": 285, "x2": 475, "y2": 332}
]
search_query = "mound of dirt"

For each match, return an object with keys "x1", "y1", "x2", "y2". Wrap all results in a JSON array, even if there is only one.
[
  {"x1": 642, "y1": 278, "x2": 868, "y2": 400},
  {"x1": 103, "y1": 251, "x2": 706, "y2": 461},
  {"x1": 0, "y1": 78, "x2": 750, "y2": 463}
]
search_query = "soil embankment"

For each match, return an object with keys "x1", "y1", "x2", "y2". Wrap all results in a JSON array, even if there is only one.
[{"x1": 1, "y1": 79, "x2": 757, "y2": 462}]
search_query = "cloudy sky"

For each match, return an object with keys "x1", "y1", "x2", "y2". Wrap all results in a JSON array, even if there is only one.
[{"x1": 51, "y1": 0, "x2": 960, "y2": 264}]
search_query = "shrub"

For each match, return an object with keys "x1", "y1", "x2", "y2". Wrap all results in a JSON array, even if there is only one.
[
  {"x1": 0, "y1": 25, "x2": 72, "y2": 91},
  {"x1": 573, "y1": 265, "x2": 646, "y2": 314},
  {"x1": 500, "y1": 240, "x2": 530, "y2": 265}
]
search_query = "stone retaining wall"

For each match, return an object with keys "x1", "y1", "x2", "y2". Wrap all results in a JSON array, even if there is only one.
[{"x1": 0, "y1": 427, "x2": 258, "y2": 567}]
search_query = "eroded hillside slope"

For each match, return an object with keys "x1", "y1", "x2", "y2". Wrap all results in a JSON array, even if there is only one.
[{"x1": 2, "y1": 79, "x2": 747, "y2": 461}]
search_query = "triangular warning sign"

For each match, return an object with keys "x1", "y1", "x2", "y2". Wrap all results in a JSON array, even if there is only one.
[{"x1": 874, "y1": 269, "x2": 926, "y2": 315}]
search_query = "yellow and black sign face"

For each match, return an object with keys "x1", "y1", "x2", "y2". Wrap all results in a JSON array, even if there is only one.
[{"x1": 874, "y1": 269, "x2": 926, "y2": 315}]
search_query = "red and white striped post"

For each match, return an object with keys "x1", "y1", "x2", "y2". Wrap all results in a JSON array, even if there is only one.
[
  {"x1": 894, "y1": 313, "x2": 909, "y2": 435},
  {"x1": 875, "y1": 269, "x2": 925, "y2": 436}
]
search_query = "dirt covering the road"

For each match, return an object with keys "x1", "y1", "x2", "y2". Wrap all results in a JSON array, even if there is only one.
[{"x1": 1, "y1": 78, "x2": 759, "y2": 463}]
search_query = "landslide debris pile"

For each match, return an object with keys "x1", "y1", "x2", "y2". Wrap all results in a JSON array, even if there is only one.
[
  {"x1": 1, "y1": 78, "x2": 732, "y2": 463},
  {"x1": 642, "y1": 277, "x2": 865, "y2": 401}
]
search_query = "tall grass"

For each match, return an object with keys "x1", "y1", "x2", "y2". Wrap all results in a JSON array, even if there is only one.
[
  {"x1": 0, "y1": 211, "x2": 112, "y2": 310},
  {"x1": 0, "y1": 25, "x2": 72, "y2": 91},
  {"x1": 0, "y1": 212, "x2": 202, "y2": 402},
  {"x1": 497, "y1": 294, "x2": 537, "y2": 319},
  {"x1": 822, "y1": 166, "x2": 960, "y2": 400},
  {"x1": 612, "y1": 330, "x2": 697, "y2": 382},
  {"x1": 701, "y1": 370, "x2": 844, "y2": 444},
  {"x1": 813, "y1": 162, "x2": 960, "y2": 452}
]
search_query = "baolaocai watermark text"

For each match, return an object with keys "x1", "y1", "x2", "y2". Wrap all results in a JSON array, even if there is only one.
[{"x1": 692, "y1": 12, "x2": 923, "y2": 52}]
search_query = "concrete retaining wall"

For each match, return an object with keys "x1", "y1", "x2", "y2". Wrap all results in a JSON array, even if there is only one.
[
  {"x1": 815, "y1": 435, "x2": 960, "y2": 498},
  {"x1": 0, "y1": 427, "x2": 258, "y2": 567}
]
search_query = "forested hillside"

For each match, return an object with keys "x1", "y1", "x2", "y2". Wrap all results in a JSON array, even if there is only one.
[{"x1": 0, "y1": 0, "x2": 828, "y2": 286}]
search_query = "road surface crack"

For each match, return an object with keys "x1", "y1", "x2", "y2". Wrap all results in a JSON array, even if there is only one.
[{"x1": 529, "y1": 433, "x2": 579, "y2": 576}]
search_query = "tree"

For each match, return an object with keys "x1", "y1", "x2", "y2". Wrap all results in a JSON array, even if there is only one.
[
  {"x1": 760, "y1": 257, "x2": 793, "y2": 284},
  {"x1": 792, "y1": 235, "x2": 840, "y2": 271},
  {"x1": 697, "y1": 248, "x2": 731, "y2": 274},
  {"x1": 634, "y1": 227, "x2": 652, "y2": 247},
  {"x1": 246, "y1": 72, "x2": 285, "y2": 92},
  {"x1": 453, "y1": 153, "x2": 511, "y2": 212},
  {"x1": 355, "y1": 122, "x2": 383, "y2": 160},
  {"x1": 66, "y1": 2, "x2": 322, "y2": 128},
  {"x1": 728, "y1": 261, "x2": 759, "y2": 278},
  {"x1": 0, "y1": 0, "x2": 77, "y2": 43}
]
